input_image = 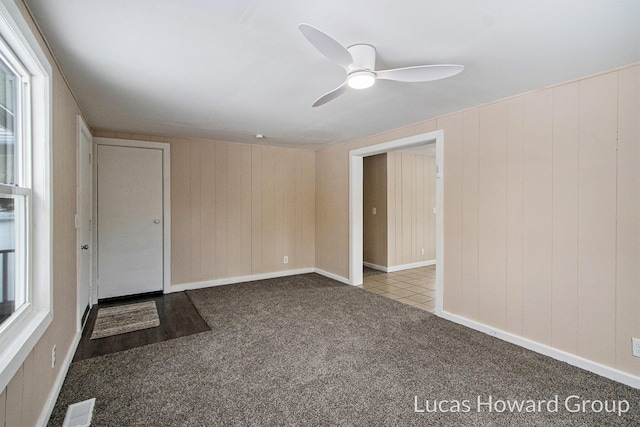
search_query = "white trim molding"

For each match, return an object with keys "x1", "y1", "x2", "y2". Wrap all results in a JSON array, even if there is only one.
[
  {"x1": 92, "y1": 137, "x2": 171, "y2": 300},
  {"x1": 169, "y1": 268, "x2": 316, "y2": 292},
  {"x1": 362, "y1": 262, "x2": 387, "y2": 272},
  {"x1": 362, "y1": 260, "x2": 436, "y2": 273},
  {"x1": 75, "y1": 115, "x2": 92, "y2": 332},
  {"x1": 439, "y1": 310, "x2": 640, "y2": 390},
  {"x1": 349, "y1": 130, "x2": 444, "y2": 313},
  {"x1": 37, "y1": 329, "x2": 82, "y2": 427},
  {"x1": 314, "y1": 268, "x2": 350, "y2": 285},
  {"x1": 386, "y1": 260, "x2": 436, "y2": 273}
]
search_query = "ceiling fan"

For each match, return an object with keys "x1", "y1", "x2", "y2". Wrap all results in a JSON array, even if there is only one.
[{"x1": 299, "y1": 23, "x2": 464, "y2": 107}]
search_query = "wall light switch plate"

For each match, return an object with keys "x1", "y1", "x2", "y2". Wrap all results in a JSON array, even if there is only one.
[
  {"x1": 372, "y1": 207, "x2": 376, "y2": 215},
  {"x1": 632, "y1": 338, "x2": 640, "y2": 358}
]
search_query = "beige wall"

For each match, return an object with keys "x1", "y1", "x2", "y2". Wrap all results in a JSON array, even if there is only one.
[
  {"x1": 315, "y1": 64, "x2": 640, "y2": 377},
  {"x1": 387, "y1": 152, "x2": 436, "y2": 267},
  {"x1": 363, "y1": 154, "x2": 387, "y2": 266},
  {"x1": 93, "y1": 131, "x2": 316, "y2": 285},
  {"x1": 0, "y1": 1, "x2": 85, "y2": 425}
]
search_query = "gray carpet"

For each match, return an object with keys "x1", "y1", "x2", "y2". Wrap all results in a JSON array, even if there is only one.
[{"x1": 48, "y1": 274, "x2": 640, "y2": 426}]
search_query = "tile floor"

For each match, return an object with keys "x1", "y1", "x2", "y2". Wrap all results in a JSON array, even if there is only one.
[{"x1": 358, "y1": 265, "x2": 436, "y2": 312}]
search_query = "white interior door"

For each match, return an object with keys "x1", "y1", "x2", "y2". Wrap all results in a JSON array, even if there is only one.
[
  {"x1": 77, "y1": 118, "x2": 92, "y2": 329},
  {"x1": 97, "y1": 144, "x2": 164, "y2": 299}
]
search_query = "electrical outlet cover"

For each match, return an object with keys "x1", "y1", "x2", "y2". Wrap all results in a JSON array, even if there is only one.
[{"x1": 633, "y1": 338, "x2": 640, "y2": 358}]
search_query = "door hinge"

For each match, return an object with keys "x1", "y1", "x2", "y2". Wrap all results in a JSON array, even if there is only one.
[
  {"x1": 89, "y1": 152, "x2": 92, "y2": 164},
  {"x1": 75, "y1": 214, "x2": 79, "y2": 229}
]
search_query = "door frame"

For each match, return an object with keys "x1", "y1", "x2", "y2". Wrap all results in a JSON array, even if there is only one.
[
  {"x1": 349, "y1": 130, "x2": 444, "y2": 314},
  {"x1": 76, "y1": 115, "x2": 93, "y2": 331},
  {"x1": 92, "y1": 137, "x2": 171, "y2": 303}
]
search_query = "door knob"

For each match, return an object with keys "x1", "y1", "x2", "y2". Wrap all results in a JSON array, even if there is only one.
[
  {"x1": 154, "y1": 219, "x2": 161, "y2": 224},
  {"x1": 81, "y1": 245, "x2": 89, "y2": 250}
]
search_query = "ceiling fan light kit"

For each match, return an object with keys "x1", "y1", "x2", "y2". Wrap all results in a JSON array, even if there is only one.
[
  {"x1": 348, "y1": 71, "x2": 376, "y2": 89},
  {"x1": 298, "y1": 23, "x2": 464, "y2": 107}
]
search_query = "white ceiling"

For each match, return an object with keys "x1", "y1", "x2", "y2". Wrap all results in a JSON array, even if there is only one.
[{"x1": 25, "y1": 0, "x2": 640, "y2": 150}]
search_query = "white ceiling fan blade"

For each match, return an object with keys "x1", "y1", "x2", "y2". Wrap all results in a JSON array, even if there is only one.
[
  {"x1": 376, "y1": 64, "x2": 464, "y2": 82},
  {"x1": 299, "y1": 23, "x2": 353, "y2": 69},
  {"x1": 312, "y1": 81, "x2": 349, "y2": 107}
]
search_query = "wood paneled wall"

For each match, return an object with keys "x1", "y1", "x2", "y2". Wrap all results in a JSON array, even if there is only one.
[
  {"x1": 315, "y1": 64, "x2": 640, "y2": 377},
  {"x1": 1, "y1": 0, "x2": 85, "y2": 424},
  {"x1": 93, "y1": 132, "x2": 316, "y2": 285},
  {"x1": 363, "y1": 154, "x2": 387, "y2": 266},
  {"x1": 387, "y1": 152, "x2": 436, "y2": 267},
  {"x1": 443, "y1": 66, "x2": 639, "y2": 374}
]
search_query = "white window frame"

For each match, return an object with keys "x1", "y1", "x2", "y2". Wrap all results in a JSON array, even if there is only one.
[{"x1": 0, "y1": 0, "x2": 52, "y2": 392}]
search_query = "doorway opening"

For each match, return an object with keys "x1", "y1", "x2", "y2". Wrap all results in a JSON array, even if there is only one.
[{"x1": 349, "y1": 130, "x2": 444, "y2": 314}]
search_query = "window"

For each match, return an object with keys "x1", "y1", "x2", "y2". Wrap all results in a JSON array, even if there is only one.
[
  {"x1": 0, "y1": 51, "x2": 27, "y2": 328},
  {"x1": 0, "y1": 0, "x2": 52, "y2": 392}
]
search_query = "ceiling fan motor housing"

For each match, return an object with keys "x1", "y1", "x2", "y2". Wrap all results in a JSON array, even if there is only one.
[{"x1": 347, "y1": 44, "x2": 376, "y2": 71}]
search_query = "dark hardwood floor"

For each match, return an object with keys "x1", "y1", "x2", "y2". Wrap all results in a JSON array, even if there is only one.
[{"x1": 73, "y1": 291, "x2": 210, "y2": 362}]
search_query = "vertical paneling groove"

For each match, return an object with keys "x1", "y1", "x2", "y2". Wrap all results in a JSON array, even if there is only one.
[
  {"x1": 401, "y1": 153, "x2": 412, "y2": 263},
  {"x1": 386, "y1": 153, "x2": 396, "y2": 266},
  {"x1": 5, "y1": 365, "x2": 22, "y2": 427},
  {"x1": 170, "y1": 140, "x2": 191, "y2": 284},
  {"x1": 189, "y1": 140, "x2": 202, "y2": 280},
  {"x1": 439, "y1": 113, "x2": 464, "y2": 314},
  {"x1": 410, "y1": 155, "x2": 417, "y2": 261},
  {"x1": 478, "y1": 102, "x2": 508, "y2": 329},
  {"x1": 251, "y1": 146, "x2": 263, "y2": 273},
  {"x1": 551, "y1": 82, "x2": 580, "y2": 353},
  {"x1": 241, "y1": 146, "x2": 253, "y2": 275},
  {"x1": 578, "y1": 72, "x2": 618, "y2": 366},
  {"x1": 261, "y1": 148, "x2": 276, "y2": 273},
  {"x1": 394, "y1": 153, "x2": 402, "y2": 264},
  {"x1": 460, "y1": 110, "x2": 479, "y2": 319},
  {"x1": 506, "y1": 97, "x2": 524, "y2": 335},
  {"x1": 0, "y1": 387, "x2": 5, "y2": 427},
  {"x1": 273, "y1": 149, "x2": 285, "y2": 270},
  {"x1": 293, "y1": 151, "x2": 303, "y2": 268},
  {"x1": 200, "y1": 141, "x2": 216, "y2": 280},
  {"x1": 302, "y1": 151, "x2": 316, "y2": 267},
  {"x1": 522, "y1": 89, "x2": 553, "y2": 345},
  {"x1": 428, "y1": 156, "x2": 436, "y2": 259},
  {"x1": 227, "y1": 144, "x2": 243, "y2": 277},
  {"x1": 416, "y1": 155, "x2": 425, "y2": 262},
  {"x1": 616, "y1": 65, "x2": 640, "y2": 375},
  {"x1": 20, "y1": 352, "x2": 34, "y2": 427},
  {"x1": 283, "y1": 151, "x2": 295, "y2": 267},
  {"x1": 214, "y1": 143, "x2": 228, "y2": 278}
]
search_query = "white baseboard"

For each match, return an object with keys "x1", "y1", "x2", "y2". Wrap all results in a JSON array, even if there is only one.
[
  {"x1": 168, "y1": 268, "x2": 315, "y2": 292},
  {"x1": 362, "y1": 262, "x2": 388, "y2": 272},
  {"x1": 438, "y1": 310, "x2": 640, "y2": 390},
  {"x1": 387, "y1": 259, "x2": 435, "y2": 272},
  {"x1": 37, "y1": 329, "x2": 83, "y2": 427},
  {"x1": 313, "y1": 268, "x2": 351, "y2": 285}
]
